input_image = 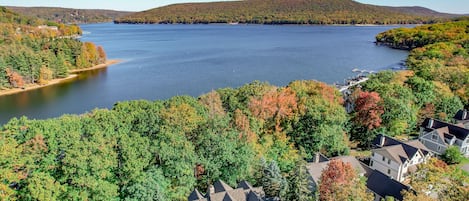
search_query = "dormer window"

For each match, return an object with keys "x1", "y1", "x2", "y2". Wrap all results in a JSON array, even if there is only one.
[
  {"x1": 382, "y1": 156, "x2": 385, "y2": 161},
  {"x1": 431, "y1": 134, "x2": 438, "y2": 141},
  {"x1": 387, "y1": 159, "x2": 391, "y2": 164}
]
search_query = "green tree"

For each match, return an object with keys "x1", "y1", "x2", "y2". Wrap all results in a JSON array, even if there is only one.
[
  {"x1": 441, "y1": 146, "x2": 464, "y2": 164},
  {"x1": 194, "y1": 117, "x2": 255, "y2": 189},
  {"x1": 260, "y1": 159, "x2": 288, "y2": 199},
  {"x1": 286, "y1": 160, "x2": 314, "y2": 201},
  {"x1": 123, "y1": 167, "x2": 169, "y2": 201}
]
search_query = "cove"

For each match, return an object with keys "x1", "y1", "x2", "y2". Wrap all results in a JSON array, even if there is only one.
[{"x1": 0, "y1": 23, "x2": 409, "y2": 124}]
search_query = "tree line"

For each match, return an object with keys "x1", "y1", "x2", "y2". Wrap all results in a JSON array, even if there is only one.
[
  {"x1": 7, "y1": 6, "x2": 132, "y2": 24},
  {"x1": 0, "y1": 7, "x2": 106, "y2": 89},
  {"x1": 114, "y1": 0, "x2": 450, "y2": 25}
]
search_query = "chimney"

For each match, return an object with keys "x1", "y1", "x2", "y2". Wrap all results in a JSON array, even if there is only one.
[
  {"x1": 427, "y1": 119, "x2": 434, "y2": 128},
  {"x1": 463, "y1": 109, "x2": 468, "y2": 120},
  {"x1": 207, "y1": 185, "x2": 214, "y2": 195},
  {"x1": 379, "y1": 135, "x2": 385, "y2": 147},
  {"x1": 314, "y1": 152, "x2": 320, "y2": 163}
]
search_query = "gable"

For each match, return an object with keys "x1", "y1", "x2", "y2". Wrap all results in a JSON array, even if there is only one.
[{"x1": 421, "y1": 130, "x2": 446, "y2": 145}]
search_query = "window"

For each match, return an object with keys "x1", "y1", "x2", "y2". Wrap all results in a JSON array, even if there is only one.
[
  {"x1": 437, "y1": 146, "x2": 441, "y2": 151},
  {"x1": 388, "y1": 159, "x2": 391, "y2": 164},
  {"x1": 432, "y1": 134, "x2": 438, "y2": 141},
  {"x1": 370, "y1": 161, "x2": 373, "y2": 167},
  {"x1": 382, "y1": 156, "x2": 385, "y2": 161},
  {"x1": 387, "y1": 169, "x2": 391, "y2": 175},
  {"x1": 371, "y1": 152, "x2": 374, "y2": 157}
]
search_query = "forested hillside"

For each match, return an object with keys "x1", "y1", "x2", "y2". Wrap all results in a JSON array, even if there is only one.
[
  {"x1": 347, "y1": 19, "x2": 469, "y2": 147},
  {"x1": 0, "y1": 7, "x2": 106, "y2": 89},
  {"x1": 7, "y1": 6, "x2": 132, "y2": 24},
  {"x1": 114, "y1": 0, "x2": 452, "y2": 25}
]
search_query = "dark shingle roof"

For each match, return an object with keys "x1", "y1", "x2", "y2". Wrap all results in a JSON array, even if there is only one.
[
  {"x1": 454, "y1": 109, "x2": 469, "y2": 121},
  {"x1": 214, "y1": 180, "x2": 234, "y2": 193},
  {"x1": 371, "y1": 134, "x2": 430, "y2": 164},
  {"x1": 421, "y1": 118, "x2": 469, "y2": 141},
  {"x1": 366, "y1": 170, "x2": 410, "y2": 201},
  {"x1": 189, "y1": 180, "x2": 263, "y2": 201},
  {"x1": 237, "y1": 180, "x2": 253, "y2": 190},
  {"x1": 188, "y1": 189, "x2": 204, "y2": 201}
]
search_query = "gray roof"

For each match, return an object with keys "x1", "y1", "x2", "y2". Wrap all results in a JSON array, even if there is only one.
[
  {"x1": 366, "y1": 170, "x2": 410, "y2": 201},
  {"x1": 307, "y1": 155, "x2": 370, "y2": 184},
  {"x1": 188, "y1": 180, "x2": 263, "y2": 201},
  {"x1": 421, "y1": 118, "x2": 469, "y2": 141},
  {"x1": 454, "y1": 109, "x2": 469, "y2": 121},
  {"x1": 371, "y1": 134, "x2": 430, "y2": 164},
  {"x1": 237, "y1": 180, "x2": 253, "y2": 190},
  {"x1": 214, "y1": 180, "x2": 234, "y2": 193}
]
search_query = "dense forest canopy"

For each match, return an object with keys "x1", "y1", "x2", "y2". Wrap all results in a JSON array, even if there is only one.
[
  {"x1": 0, "y1": 80, "x2": 350, "y2": 200},
  {"x1": 6, "y1": 6, "x2": 132, "y2": 24},
  {"x1": 114, "y1": 0, "x2": 455, "y2": 25},
  {"x1": 0, "y1": 7, "x2": 107, "y2": 89}
]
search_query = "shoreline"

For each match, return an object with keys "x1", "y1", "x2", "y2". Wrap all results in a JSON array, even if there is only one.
[{"x1": 0, "y1": 59, "x2": 121, "y2": 97}]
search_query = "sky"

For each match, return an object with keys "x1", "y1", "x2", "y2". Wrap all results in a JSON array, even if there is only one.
[{"x1": 0, "y1": 0, "x2": 468, "y2": 14}]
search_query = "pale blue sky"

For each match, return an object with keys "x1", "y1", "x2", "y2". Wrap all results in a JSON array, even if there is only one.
[{"x1": 0, "y1": 0, "x2": 467, "y2": 14}]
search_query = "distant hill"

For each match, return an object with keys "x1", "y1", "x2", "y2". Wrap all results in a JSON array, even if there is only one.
[
  {"x1": 6, "y1": 6, "x2": 132, "y2": 24},
  {"x1": 385, "y1": 6, "x2": 460, "y2": 18},
  {"x1": 114, "y1": 0, "x2": 457, "y2": 25}
]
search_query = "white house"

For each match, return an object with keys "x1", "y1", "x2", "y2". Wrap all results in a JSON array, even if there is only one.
[{"x1": 370, "y1": 134, "x2": 431, "y2": 182}]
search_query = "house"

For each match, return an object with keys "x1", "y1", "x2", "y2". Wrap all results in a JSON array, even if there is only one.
[
  {"x1": 366, "y1": 170, "x2": 411, "y2": 201},
  {"x1": 306, "y1": 154, "x2": 372, "y2": 190},
  {"x1": 419, "y1": 118, "x2": 469, "y2": 156},
  {"x1": 454, "y1": 109, "x2": 469, "y2": 128},
  {"x1": 188, "y1": 180, "x2": 264, "y2": 201},
  {"x1": 369, "y1": 134, "x2": 431, "y2": 182}
]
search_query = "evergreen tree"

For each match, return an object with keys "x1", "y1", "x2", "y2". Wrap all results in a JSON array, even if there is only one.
[
  {"x1": 286, "y1": 160, "x2": 314, "y2": 201},
  {"x1": 261, "y1": 159, "x2": 288, "y2": 199}
]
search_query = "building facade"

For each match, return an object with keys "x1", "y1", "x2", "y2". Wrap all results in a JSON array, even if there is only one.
[
  {"x1": 419, "y1": 118, "x2": 469, "y2": 156},
  {"x1": 370, "y1": 134, "x2": 431, "y2": 182}
]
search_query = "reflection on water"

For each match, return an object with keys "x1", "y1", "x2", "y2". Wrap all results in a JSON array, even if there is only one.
[
  {"x1": 0, "y1": 68, "x2": 107, "y2": 123},
  {"x1": 0, "y1": 23, "x2": 409, "y2": 124}
]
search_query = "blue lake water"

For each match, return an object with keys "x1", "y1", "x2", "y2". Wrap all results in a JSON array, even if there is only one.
[{"x1": 0, "y1": 23, "x2": 409, "y2": 124}]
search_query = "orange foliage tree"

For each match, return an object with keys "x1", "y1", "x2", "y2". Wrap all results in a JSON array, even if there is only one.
[
  {"x1": 319, "y1": 159, "x2": 372, "y2": 201},
  {"x1": 97, "y1": 46, "x2": 107, "y2": 64},
  {"x1": 5, "y1": 68, "x2": 25, "y2": 88},
  {"x1": 249, "y1": 87, "x2": 297, "y2": 132}
]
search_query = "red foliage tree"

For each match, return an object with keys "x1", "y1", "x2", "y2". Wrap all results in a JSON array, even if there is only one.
[
  {"x1": 353, "y1": 91, "x2": 384, "y2": 130},
  {"x1": 319, "y1": 159, "x2": 369, "y2": 201},
  {"x1": 249, "y1": 87, "x2": 297, "y2": 131}
]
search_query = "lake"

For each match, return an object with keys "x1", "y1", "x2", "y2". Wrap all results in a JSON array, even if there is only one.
[{"x1": 0, "y1": 23, "x2": 409, "y2": 124}]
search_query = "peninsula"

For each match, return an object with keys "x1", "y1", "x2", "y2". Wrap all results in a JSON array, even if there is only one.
[{"x1": 0, "y1": 7, "x2": 110, "y2": 96}]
